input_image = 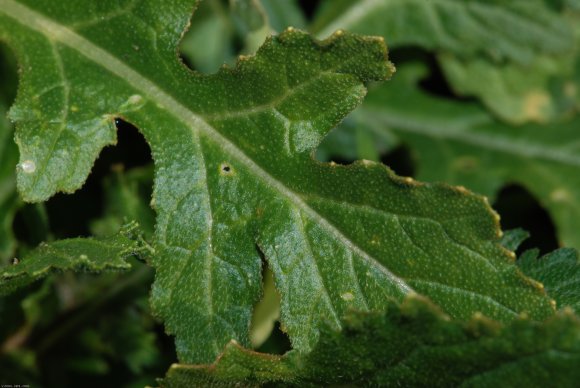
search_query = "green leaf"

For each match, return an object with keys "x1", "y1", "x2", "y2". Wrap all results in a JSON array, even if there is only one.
[
  {"x1": 0, "y1": 102, "x2": 20, "y2": 263},
  {"x1": 440, "y1": 54, "x2": 578, "y2": 124},
  {"x1": 90, "y1": 166, "x2": 156, "y2": 239},
  {"x1": 182, "y1": 0, "x2": 297, "y2": 72},
  {"x1": 500, "y1": 228, "x2": 530, "y2": 252},
  {"x1": 357, "y1": 63, "x2": 580, "y2": 249},
  {"x1": 160, "y1": 296, "x2": 580, "y2": 387},
  {"x1": 0, "y1": 1, "x2": 553, "y2": 365},
  {"x1": 311, "y1": 0, "x2": 578, "y2": 123},
  {"x1": 230, "y1": 0, "x2": 271, "y2": 54},
  {"x1": 312, "y1": 0, "x2": 574, "y2": 62},
  {"x1": 0, "y1": 223, "x2": 141, "y2": 296},
  {"x1": 519, "y1": 248, "x2": 580, "y2": 313},
  {"x1": 74, "y1": 302, "x2": 161, "y2": 375},
  {"x1": 260, "y1": 0, "x2": 306, "y2": 32},
  {"x1": 180, "y1": 0, "x2": 236, "y2": 73}
]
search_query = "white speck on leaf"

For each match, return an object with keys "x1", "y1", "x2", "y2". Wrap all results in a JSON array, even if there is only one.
[
  {"x1": 19, "y1": 160, "x2": 36, "y2": 174},
  {"x1": 128, "y1": 94, "x2": 143, "y2": 105},
  {"x1": 341, "y1": 292, "x2": 354, "y2": 301}
]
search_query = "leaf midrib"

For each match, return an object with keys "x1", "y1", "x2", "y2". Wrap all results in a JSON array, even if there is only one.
[{"x1": 0, "y1": 0, "x2": 413, "y2": 295}]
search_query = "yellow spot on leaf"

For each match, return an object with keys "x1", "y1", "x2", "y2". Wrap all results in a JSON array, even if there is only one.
[
  {"x1": 550, "y1": 188, "x2": 571, "y2": 203},
  {"x1": 523, "y1": 91, "x2": 551, "y2": 122}
]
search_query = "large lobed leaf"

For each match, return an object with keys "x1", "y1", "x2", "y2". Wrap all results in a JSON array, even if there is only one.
[
  {"x1": 0, "y1": 0, "x2": 554, "y2": 364},
  {"x1": 519, "y1": 248, "x2": 580, "y2": 313},
  {"x1": 160, "y1": 296, "x2": 580, "y2": 387}
]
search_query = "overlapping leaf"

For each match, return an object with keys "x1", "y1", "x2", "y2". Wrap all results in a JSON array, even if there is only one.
[
  {"x1": 519, "y1": 248, "x2": 580, "y2": 313},
  {"x1": 355, "y1": 63, "x2": 580, "y2": 249},
  {"x1": 312, "y1": 0, "x2": 578, "y2": 123},
  {"x1": 181, "y1": 0, "x2": 305, "y2": 73},
  {"x1": 312, "y1": 0, "x2": 573, "y2": 61},
  {"x1": 0, "y1": 223, "x2": 140, "y2": 296},
  {"x1": 160, "y1": 296, "x2": 580, "y2": 387},
  {"x1": 502, "y1": 228, "x2": 580, "y2": 312},
  {"x1": 0, "y1": 0, "x2": 554, "y2": 366}
]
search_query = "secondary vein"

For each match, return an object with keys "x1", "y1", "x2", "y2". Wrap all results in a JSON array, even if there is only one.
[{"x1": 0, "y1": 0, "x2": 413, "y2": 295}]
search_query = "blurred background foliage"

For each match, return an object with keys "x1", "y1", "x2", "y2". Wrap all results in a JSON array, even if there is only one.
[{"x1": 0, "y1": 0, "x2": 579, "y2": 386}]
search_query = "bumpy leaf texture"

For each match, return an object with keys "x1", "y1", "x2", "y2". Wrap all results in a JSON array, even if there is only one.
[
  {"x1": 357, "y1": 64, "x2": 580, "y2": 250},
  {"x1": 0, "y1": 0, "x2": 553, "y2": 364},
  {"x1": 519, "y1": 248, "x2": 580, "y2": 313},
  {"x1": 311, "y1": 1, "x2": 580, "y2": 248},
  {"x1": 160, "y1": 296, "x2": 580, "y2": 388},
  {"x1": 0, "y1": 223, "x2": 140, "y2": 296}
]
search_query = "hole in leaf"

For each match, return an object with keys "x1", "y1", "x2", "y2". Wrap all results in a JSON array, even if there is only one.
[
  {"x1": 255, "y1": 321, "x2": 292, "y2": 355},
  {"x1": 43, "y1": 120, "x2": 152, "y2": 239},
  {"x1": 380, "y1": 143, "x2": 416, "y2": 178},
  {"x1": 220, "y1": 163, "x2": 232, "y2": 174},
  {"x1": 493, "y1": 184, "x2": 558, "y2": 254},
  {"x1": 250, "y1": 246, "x2": 291, "y2": 355}
]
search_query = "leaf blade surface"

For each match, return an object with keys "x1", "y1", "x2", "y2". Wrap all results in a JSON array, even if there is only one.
[
  {"x1": 0, "y1": 0, "x2": 554, "y2": 364},
  {"x1": 160, "y1": 297, "x2": 580, "y2": 387}
]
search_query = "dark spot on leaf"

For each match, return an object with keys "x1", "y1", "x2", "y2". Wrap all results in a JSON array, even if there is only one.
[{"x1": 220, "y1": 163, "x2": 233, "y2": 175}]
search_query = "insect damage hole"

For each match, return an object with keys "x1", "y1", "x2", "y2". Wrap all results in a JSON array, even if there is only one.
[{"x1": 219, "y1": 162, "x2": 234, "y2": 176}]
